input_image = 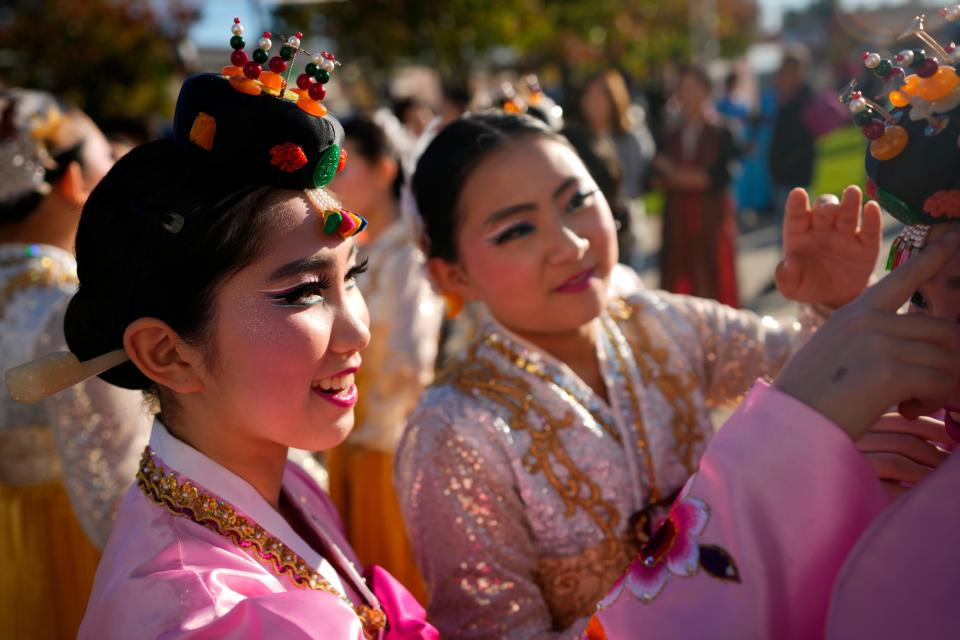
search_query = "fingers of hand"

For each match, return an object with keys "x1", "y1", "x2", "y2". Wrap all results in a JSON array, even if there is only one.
[
  {"x1": 860, "y1": 200, "x2": 884, "y2": 242},
  {"x1": 812, "y1": 196, "x2": 838, "y2": 232},
  {"x1": 856, "y1": 431, "x2": 948, "y2": 468},
  {"x1": 783, "y1": 188, "x2": 812, "y2": 234},
  {"x1": 870, "y1": 413, "x2": 948, "y2": 442},
  {"x1": 834, "y1": 186, "x2": 862, "y2": 234},
  {"x1": 864, "y1": 451, "x2": 935, "y2": 484},
  {"x1": 860, "y1": 231, "x2": 960, "y2": 310},
  {"x1": 828, "y1": 302, "x2": 960, "y2": 352},
  {"x1": 892, "y1": 367, "x2": 959, "y2": 419},
  {"x1": 899, "y1": 398, "x2": 950, "y2": 421}
]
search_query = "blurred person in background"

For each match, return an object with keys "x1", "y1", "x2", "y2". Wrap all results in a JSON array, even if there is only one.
[
  {"x1": 328, "y1": 115, "x2": 442, "y2": 605},
  {"x1": 769, "y1": 45, "x2": 816, "y2": 218},
  {"x1": 0, "y1": 88, "x2": 150, "y2": 639},
  {"x1": 392, "y1": 95, "x2": 435, "y2": 141},
  {"x1": 579, "y1": 70, "x2": 656, "y2": 269},
  {"x1": 651, "y1": 65, "x2": 740, "y2": 307}
]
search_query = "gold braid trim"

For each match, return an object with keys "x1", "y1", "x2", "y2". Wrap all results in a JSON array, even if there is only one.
[
  {"x1": 0, "y1": 255, "x2": 78, "y2": 321},
  {"x1": 609, "y1": 298, "x2": 703, "y2": 475},
  {"x1": 444, "y1": 344, "x2": 622, "y2": 535},
  {"x1": 136, "y1": 447, "x2": 387, "y2": 637}
]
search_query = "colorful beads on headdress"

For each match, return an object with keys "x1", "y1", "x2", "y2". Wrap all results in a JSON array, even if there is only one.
[
  {"x1": 886, "y1": 224, "x2": 930, "y2": 270},
  {"x1": 221, "y1": 19, "x2": 340, "y2": 116}
]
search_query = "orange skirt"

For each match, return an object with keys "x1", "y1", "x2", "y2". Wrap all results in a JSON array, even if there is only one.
[
  {"x1": 0, "y1": 480, "x2": 101, "y2": 639},
  {"x1": 327, "y1": 443, "x2": 428, "y2": 605}
]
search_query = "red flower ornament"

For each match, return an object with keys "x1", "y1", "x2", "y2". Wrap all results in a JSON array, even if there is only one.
[{"x1": 270, "y1": 143, "x2": 308, "y2": 172}]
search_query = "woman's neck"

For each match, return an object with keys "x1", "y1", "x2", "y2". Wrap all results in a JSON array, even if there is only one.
[
  {"x1": 0, "y1": 196, "x2": 79, "y2": 252},
  {"x1": 510, "y1": 319, "x2": 608, "y2": 401},
  {"x1": 360, "y1": 194, "x2": 399, "y2": 244},
  {"x1": 163, "y1": 412, "x2": 289, "y2": 510}
]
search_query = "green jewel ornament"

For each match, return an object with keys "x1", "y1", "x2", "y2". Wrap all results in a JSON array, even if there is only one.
[{"x1": 312, "y1": 144, "x2": 341, "y2": 188}]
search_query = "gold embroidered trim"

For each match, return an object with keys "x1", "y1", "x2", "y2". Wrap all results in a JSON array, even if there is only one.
[
  {"x1": 0, "y1": 255, "x2": 78, "y2": 320},
  {"x1": 481, "y1": 331, "x2": 623, "y2": 445},
  {"x1": 444, "y1": 349, "x2": 622, "y2": 536},
  {"x1": 136, "y1": 447, "x2": 387, "y2": 637},
  {"x1": 609, "y1": 298, "x2": 703, "y2": 475}
]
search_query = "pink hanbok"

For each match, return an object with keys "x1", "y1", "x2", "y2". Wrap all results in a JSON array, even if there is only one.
[
  {"x1": 79, "y1": 421, "x2": 437, "y2": 640},
  {"x1": 588, "y1": 381, "x2": 959, "y2": 639}
]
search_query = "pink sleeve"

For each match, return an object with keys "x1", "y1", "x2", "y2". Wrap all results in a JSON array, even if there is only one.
[{"x1": 589, "y1": 381, "x2": 887, "y2": 640}]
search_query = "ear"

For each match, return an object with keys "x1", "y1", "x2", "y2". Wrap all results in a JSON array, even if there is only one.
[
  {"x1": 123, "y1": 318, "x2": 205, "y2": 394},
  {"x1": 374, "y1": 156, "x2": 399, "y2": 191},
  {"x1": 55, "y1": 161, "x2": 89, "y2": 207},
  {"x1": 427, "y1": 256, "x2": 478, "y2": 302}
]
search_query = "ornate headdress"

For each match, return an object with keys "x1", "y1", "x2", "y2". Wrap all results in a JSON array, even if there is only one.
[
  {"x1": 5, "y1": 19, "x2": 370, "y2": 404},
  {"x1": 843, "y1": 8, "x2": 960, "y2": 269},
  {"x1": 0, "y1": 89, "x2": 65, "y2": 210}
]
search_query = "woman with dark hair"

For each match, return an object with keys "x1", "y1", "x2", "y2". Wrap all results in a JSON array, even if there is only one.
[
  {"x1": 328, "y1": 115, "x2": 441, "y2": 604},
  {"x1": 4, "y1": 48, "x2": 436, "y2": 637},
  {"x1": 394, "y1": 112, "x2": 933, "y2": 637},
  {"x1": 651, "y1": 65, "x2": 741, "y2": 306},
  {"x1": 0, "y1": 88, "x2": 150, "y2": 639},
  {"x1": 579, "y1": 70, "x2": 656, "y2": 266}
]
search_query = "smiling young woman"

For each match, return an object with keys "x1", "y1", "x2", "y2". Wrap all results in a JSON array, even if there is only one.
[
  {"x1": 3, "y1": 58, "x2": 437, "y2": 637},
  {"x1": 393, "y1": 113, "x2": 938, "y2": 638}
]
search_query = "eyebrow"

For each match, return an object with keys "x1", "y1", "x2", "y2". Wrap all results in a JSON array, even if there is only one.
[
  {"x1": 482, "y1": 177, "x2": 580, "y2": 227},
  {"x1": 267, "y1": 243, "x2": 358, "y2": 282}
]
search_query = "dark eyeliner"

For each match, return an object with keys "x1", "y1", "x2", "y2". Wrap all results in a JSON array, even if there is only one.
[
  {"x1": 493, "y1": 222, "x2": 535, "y2": 245},
  {"x1": 347, "y1": 257, "x2": 369, "y2": 280},
  {"x1": 271, "y1": 277, "x2": 332, "y2": 307},
  {"x1": 565, "y1": 189, "x2": 598, "y2": 213}
]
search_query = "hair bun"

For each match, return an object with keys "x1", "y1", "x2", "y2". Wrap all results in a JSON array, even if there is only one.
[{"x1": 63, "y1": 288, "x2": 149, "y2": 389}]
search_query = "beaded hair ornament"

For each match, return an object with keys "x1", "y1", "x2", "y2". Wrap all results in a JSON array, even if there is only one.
[
  {"x1": 843, "y1": 7, "x2": 960, "y2": 269},
  {"x1": 5, "y1": 18, "x2": 368, "y2": 404},
  {"x1": 0, "y1": 90, "x2": 65, "y2": 206}
]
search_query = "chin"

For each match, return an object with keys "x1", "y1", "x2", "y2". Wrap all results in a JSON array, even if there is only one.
[{"x1": 297, "y1": 413, "x2": 355, "y2": 452}]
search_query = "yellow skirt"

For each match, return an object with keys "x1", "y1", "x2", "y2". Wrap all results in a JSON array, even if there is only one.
[
  {"x1": 327, "y1": 444, "x2": 428, "y2": 605},
  {"x1": 0, "y1": 481, "x2": 101, "y2": 639}
]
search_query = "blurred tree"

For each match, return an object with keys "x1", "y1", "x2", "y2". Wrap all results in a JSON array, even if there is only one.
[
  {"x1": 0, "y1": 0, "x2": 199, "y2": 121},
  {"x1": 273, "y1": 0, "x2": 757, "y2": 81}
]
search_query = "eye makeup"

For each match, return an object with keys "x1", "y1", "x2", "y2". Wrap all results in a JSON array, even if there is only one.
[
  {"x1": 563, "y1": 188, "x2": 599, "y2": 214},
  {"x1": 263, "y1": 258, "x2": 369, "y2": 308},
  {"x1": 484, "y1": 187, "x2": 600, "y2": 246}
]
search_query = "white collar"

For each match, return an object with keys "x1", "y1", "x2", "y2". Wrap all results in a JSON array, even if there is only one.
[{"x1": 148, "y1": 420, "x2": 346, "y2": 596}]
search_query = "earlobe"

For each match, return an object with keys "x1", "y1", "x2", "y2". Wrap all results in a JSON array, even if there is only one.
[
  {"x1": 123, "y1": 318, "x2": 205, "y2": 394},
  {"x1": 426, "y1": 257, "x2": 476, "y2": 302}
]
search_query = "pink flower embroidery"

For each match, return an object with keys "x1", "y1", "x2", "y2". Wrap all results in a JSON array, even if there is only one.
[{"x1": 598, "y1": 478, "x2": 739, "y2": 609}]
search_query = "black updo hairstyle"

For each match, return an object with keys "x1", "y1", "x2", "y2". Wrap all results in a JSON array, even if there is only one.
[
  {"x1": 64, "y1": 137, "x2": 278, "y2": 391},
  {"x1": 342, "y1": 115, "x2": 403, "y2": 200},
  {"x1": 412, "y1": 112, "x2": 568, "y2": 262}
]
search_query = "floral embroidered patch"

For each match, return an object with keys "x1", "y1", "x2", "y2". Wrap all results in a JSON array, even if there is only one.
[{"x1": 597, "y1": 479, "x2": 740, "y2": 608}]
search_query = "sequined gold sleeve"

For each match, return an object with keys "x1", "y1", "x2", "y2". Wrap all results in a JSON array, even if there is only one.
[
  {"x1": 40, "y1": 304, "x2": 152, "y2": 548},
  {"x1": 396, "y1": 389, "x2": 586, "y2": 639},
  {"x1": 632, "y1": 292, "x2": 826, "y2": 408}
]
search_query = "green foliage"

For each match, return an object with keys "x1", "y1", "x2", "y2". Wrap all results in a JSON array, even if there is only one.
[
  {"x1": 274, "y1": 0, "x2": 758, "y2": 79},
  {"x1": 811, "y1": 126, "x2": 867, "y2": 199},
  {"x1": 0, "y1": 0, "x2": 199, "y2": 121}
]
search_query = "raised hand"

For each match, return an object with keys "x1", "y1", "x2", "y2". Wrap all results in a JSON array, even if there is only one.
[
  {"x1": 776, "y1": 186, "x2": 883, "y2": 309},
  {"x1": 774, "y1": 231, "x2": 960, "y2": 439}
]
